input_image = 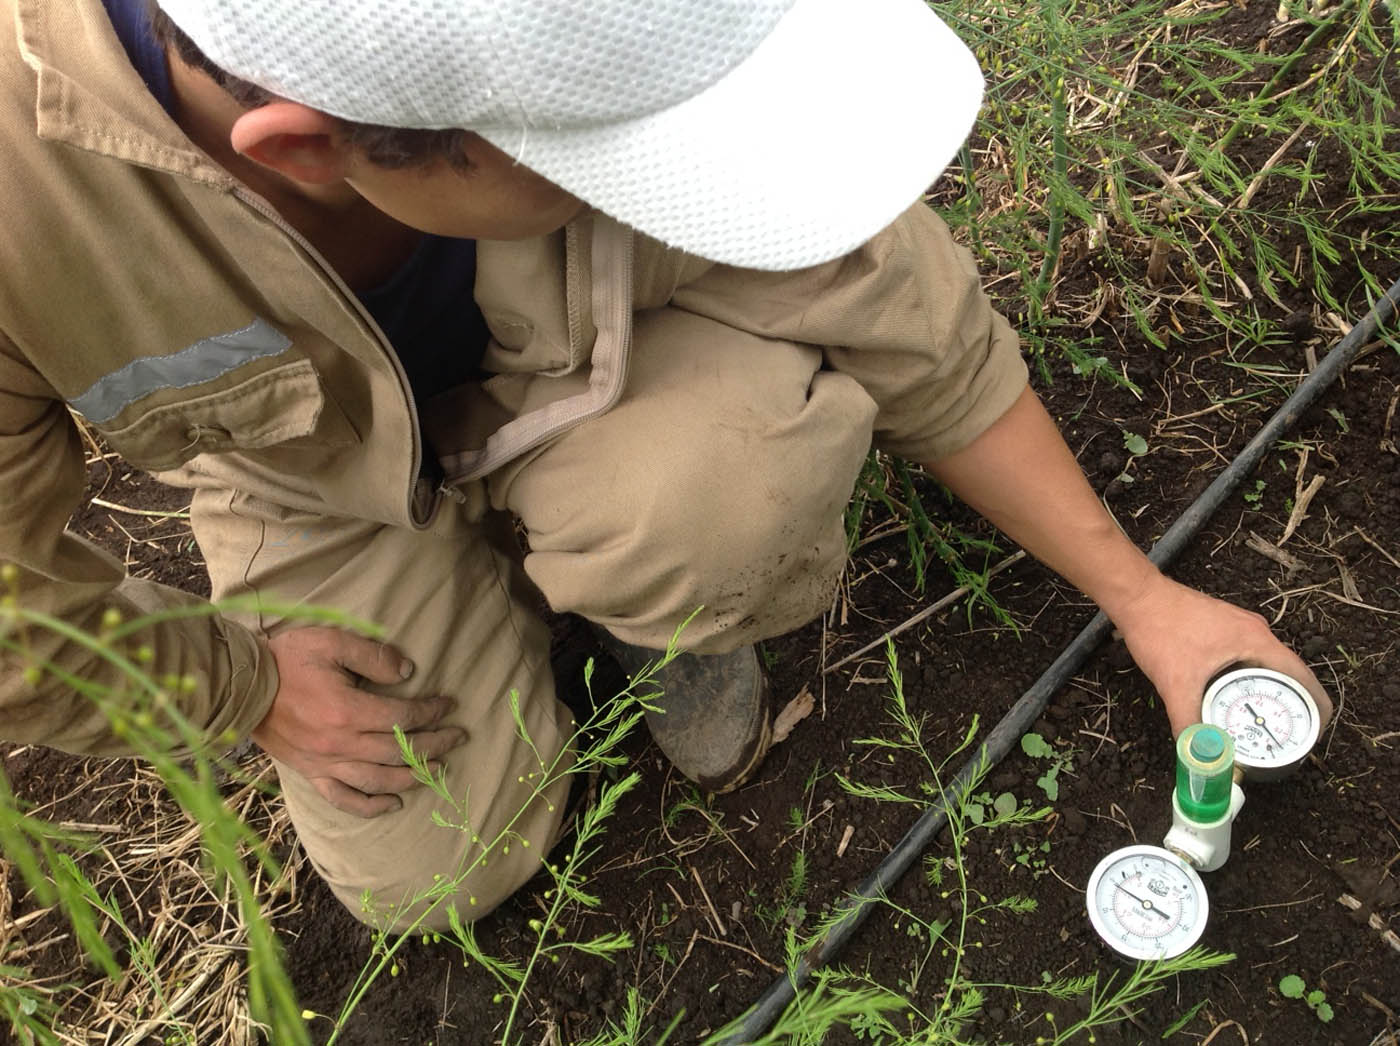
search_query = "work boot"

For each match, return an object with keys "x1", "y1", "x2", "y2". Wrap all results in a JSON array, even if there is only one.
[{"x1": 595, "y1": 633, "x2": 773, "y2": 793}]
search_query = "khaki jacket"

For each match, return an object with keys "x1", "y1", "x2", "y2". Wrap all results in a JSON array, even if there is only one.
[{"x1": 0, "y1": 0, "x2": 1026, "y2": 757}]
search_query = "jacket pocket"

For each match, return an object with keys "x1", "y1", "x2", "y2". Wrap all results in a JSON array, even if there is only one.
[{"x1": 91, "y1": 357, "x2": 358, "y2": 472}]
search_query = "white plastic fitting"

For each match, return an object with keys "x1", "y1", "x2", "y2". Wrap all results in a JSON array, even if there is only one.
[{"x1": 1163, "y1": 782, "x2": 1246, "y2": 873}]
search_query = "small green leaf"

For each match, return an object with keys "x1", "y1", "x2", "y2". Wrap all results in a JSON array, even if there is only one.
[
  {"x1": 1123, "y1": 431, "x2": 1149, "y2": 456},
  {"x1": 1020, "y1": 733, "x2": 1054, "y2": 759},
  {"x1": 1279, "y1": 974, "x2": 1306, "y2": 998},
  {"x1": 994, "y1": 792, "x2": 1018, "y2": 817},
  {"x1": 1036, "y1": 772, "x2": 1059, "y2": 801},
  {"x1": 1316, "y1": 1001, "x2": 1334, "y2": 1022},
  {"x1": 1160, "y1": 998, "x2": 1206, "y2": 1038}
]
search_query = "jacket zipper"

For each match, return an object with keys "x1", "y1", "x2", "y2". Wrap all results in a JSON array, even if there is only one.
[
  {"x1": 230, "y1": 187, "x2": 434, "y2": 527},
  {"x1": 437, "y1": 218, "x2": 636, "y2": 486}
]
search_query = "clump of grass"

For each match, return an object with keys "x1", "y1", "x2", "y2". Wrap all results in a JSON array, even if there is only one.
[
  {"x1": 1, "y1": 579, "x2": 312, "y2": 1043},
  {"x1": 0, "y1": 960, "x2": 64, "y2": 1046},
  {"x1": 846, "y1": 451, "x2": 1014, "y2": 627},
  {"x1": 939, "y1": 0, "x2": 1400, "y2": 384}
]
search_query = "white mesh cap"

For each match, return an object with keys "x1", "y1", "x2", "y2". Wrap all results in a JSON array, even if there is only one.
[{"x1": 158, "y1": 0, "x2": 985, "y2": 271}]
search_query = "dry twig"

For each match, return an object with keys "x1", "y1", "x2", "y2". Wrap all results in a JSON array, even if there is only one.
[{"x1": 1245, "y1": 531, "x2": 1306, "y2": 575}]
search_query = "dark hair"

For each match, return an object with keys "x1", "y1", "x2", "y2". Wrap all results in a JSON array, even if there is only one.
[{"x1": 146, "y1": 3, "x2": 473, "y2": 171}]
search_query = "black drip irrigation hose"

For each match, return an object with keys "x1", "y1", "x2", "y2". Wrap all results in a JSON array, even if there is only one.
[{"x1": 718, "y1": 275, "x2": 1400, "y2": 1045}]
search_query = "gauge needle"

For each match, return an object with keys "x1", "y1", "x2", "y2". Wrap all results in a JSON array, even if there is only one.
[
  {"x1": 1244, "y1": 702, "x2": 1284, "y2": 748},
  {"x1": 1113, "y1": 881, "x2": 1170, "y2": 920}
]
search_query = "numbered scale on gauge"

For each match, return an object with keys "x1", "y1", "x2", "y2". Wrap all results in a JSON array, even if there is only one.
[
  {"x1": 1202, "y1": 668, "x2": 1320, "y2": 781},
  {"x1": 1086, "y1": 845, "x2": 1208, "y2": 960}
]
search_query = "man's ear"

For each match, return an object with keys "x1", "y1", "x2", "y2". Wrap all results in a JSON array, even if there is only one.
[{"x1": 229, "y1": 102, "x2": 351, "y2": 185}]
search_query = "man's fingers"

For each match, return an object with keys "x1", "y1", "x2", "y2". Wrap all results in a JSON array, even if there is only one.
[
  {"x1": 328, "y1": 761, "x2": 433, "y2": 796},
  {"x1": 1281, "y1": 658, "x2": 1334, "y2": 727},
  {"x1": 1232, "y1": 646, "x2": 1334, "y2": 729},
  {"x1": 339, "y1": 689, "x2": 456, "y2": 735},
  {"x1": 339, "y1": 726, "x2": 468, "y2": 766},
  {"x1": 328, "y1": 631, "x2": 416, "y2": 686},
  {"x1": 314, "y1": 777, "x2": 403, "y2": 818},
  {"x1": 398, "y1": 725, "x2": 467, "y2": 762}
]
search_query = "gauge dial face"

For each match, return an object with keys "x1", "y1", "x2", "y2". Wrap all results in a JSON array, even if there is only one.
[
  {"x1": 1086, "y1": 845, "x2": 1208, "y2": 960},
  {"x1": 1201, "y1": 668, "x2": 1319, "y2": 773}
]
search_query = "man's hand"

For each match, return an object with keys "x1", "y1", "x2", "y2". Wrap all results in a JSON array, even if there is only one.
[
  {"x1": 1109, "y1": 573, "x2": 1333, "y2": 736},
  {"x1": 926, "y1": 385, "x2": 1332, "y2": 738},
  {"x1": 255, "y1": 627, "x2": 467, "y2": 817}
]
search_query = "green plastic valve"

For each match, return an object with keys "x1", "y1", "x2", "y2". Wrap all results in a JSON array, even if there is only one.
[{"x1": 1175, "y1": 723, "x2": 1234, "y2": 824}]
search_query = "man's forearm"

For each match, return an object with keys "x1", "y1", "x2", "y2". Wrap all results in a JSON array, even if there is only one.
[
  {"x1": 922, "y1": 382, "x2": 1332, "y2": 735},
  {"x1": 923, "y1": 383, "x2": 1161, "y2": 626}
]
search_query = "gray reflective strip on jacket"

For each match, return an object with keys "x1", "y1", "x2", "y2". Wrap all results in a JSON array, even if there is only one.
[{"x1": 68, "y1": 318, "x2": 292, "y2": 423}]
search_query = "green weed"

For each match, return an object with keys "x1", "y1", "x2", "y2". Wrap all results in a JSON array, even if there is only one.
[
  {"x1": 824, "y1": 645, "x2": 1231, "y2": 1042},
  {"x1": 0, "y1": 961, "x2": 63, "y2": 1045},
  {"x1": 1019, "y1": 732, "x2": 1076, "y2": 802},
  {"x1": 847, "y1": 452, "x2": 1014, "y2": 625},
  {"x1": 0, "y1": 581, "x2": 317, "y2": 1042},
  {"x1": 1279, "y1": 973, "x2": 1335, "y2": 1023},
  {"x1": 756, "y1": 850, "x2": 811, "y2": 933}
]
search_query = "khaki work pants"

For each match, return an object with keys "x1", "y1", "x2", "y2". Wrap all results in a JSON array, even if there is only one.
[{"x1": 193, "y1": 308, "x2": 877, "y2": 932}]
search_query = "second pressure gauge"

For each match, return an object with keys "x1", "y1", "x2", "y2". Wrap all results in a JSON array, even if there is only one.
[{"x1": 1086, "y1": 845, "x2": 1209, "y2": 960}]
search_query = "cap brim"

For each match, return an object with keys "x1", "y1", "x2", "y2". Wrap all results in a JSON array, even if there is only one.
[{"x1": 479, "y1": 0, "x2": 982, "y2": 271}]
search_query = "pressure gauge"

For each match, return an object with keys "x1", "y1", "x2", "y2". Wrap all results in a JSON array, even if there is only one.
[
  {"x1": 1201, "y1": 668, "x2": 1320, "y2": 782},
  {"x1": 1086, "y1": 845, "x2": 1209, "y2": 960}
]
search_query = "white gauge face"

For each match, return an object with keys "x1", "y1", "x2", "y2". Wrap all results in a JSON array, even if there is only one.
[
  {"x1": 1202, "y1": 668, "x2": 1319, "y2": 774},
  {"x1": 1086, "y1": 845, "x2": 1208, "y2": 960}
]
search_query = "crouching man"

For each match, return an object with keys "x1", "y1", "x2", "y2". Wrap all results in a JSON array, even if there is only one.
[{"x1": 0, "y1": 0, "x2": 1329, "y2": 932}]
